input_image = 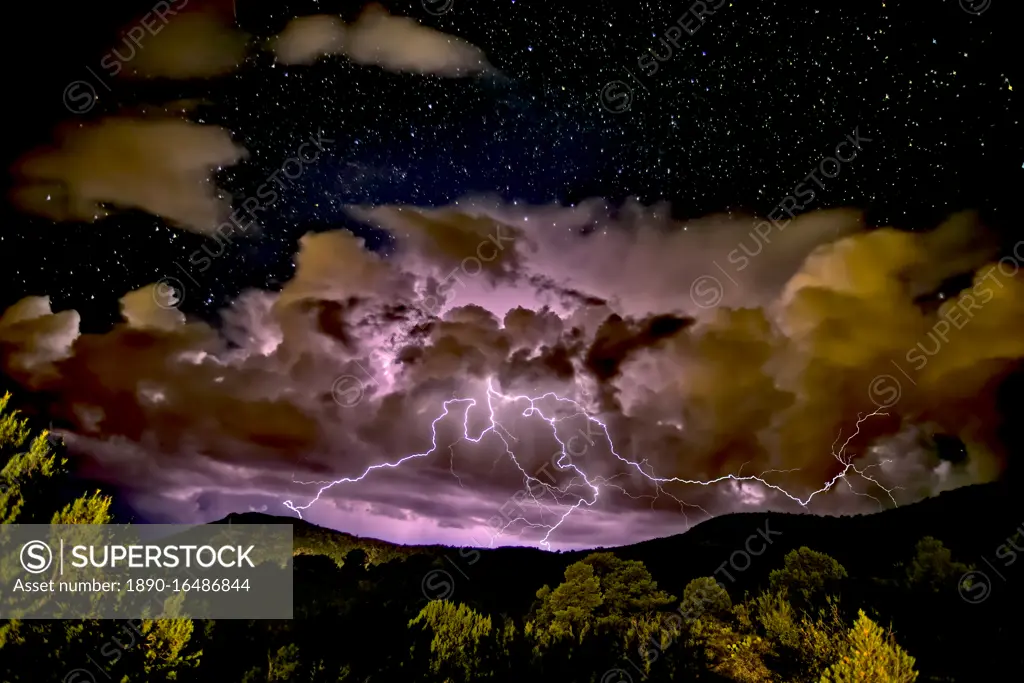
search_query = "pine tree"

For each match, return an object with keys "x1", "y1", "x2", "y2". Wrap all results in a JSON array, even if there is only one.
[
  {"x1": 905, "y1": 536, "x2": 970, "y2": 593},
  {"x1": 682, "y1": 576, "x2": 732, "y2": 621},
  {"x1": 527, "y1": 552, "x2": 675, "y2": 649},
  {"x1": 819, "y1": 611, "x2": 918, "y2": 683},
  {"x1": 0, "y1": 392, "x2": 201, "y2": 682},
  {"x1": 1, "y1": 392, "x2": 74, "y2": 524},
  {"x1": 769, "y1": 547, "x2": 847, "y2": 612},
  {"x1": 408, "y1": 599, "x2": 493, "y2": 681}
]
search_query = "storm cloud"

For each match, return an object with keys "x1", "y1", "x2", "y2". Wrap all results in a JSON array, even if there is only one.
[{"x1": 2, "y1": 202, "x2": 1020, "y2": 549}]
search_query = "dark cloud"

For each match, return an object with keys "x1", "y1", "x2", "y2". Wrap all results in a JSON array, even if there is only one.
[{"x1": 585, "y1": 313, "x2": 694, "y2": 382}]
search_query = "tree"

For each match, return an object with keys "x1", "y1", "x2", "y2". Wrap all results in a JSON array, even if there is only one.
[
  {"x1": 682, "y1": 576, "x2": 732, "y2": 621},
  {"x1": 528, "y1": 552, "x2": 675, "y2": 650},
  {"x1": 753, "y1": 590, "x2": 847, "y2": 682},
  {"x1": 340, "y1": 548, "x2": 369, "y2": 570},
  {"x1": 686, "y1": 614, "x2": 774, "y2": 683},
  {"x1": 581, "y1": 552, "x2": 676, "y2": 628},
  {"x1": 0, "y1": 393, "x2": 201, "y2": 682},
  {"x1": 50, "y1": 491, "x2": 112, "y2": 524},
  {"x1": 528, "y1": 561, "x2": 603, "y2": 645},
  {"x1": 769, "y1": 547, "x2": 847, "y2": 612},
  {"x1": 819, "y1": 611, "x2": 918, "y2": 683},
  {"x1": 1, "y1": 393, "x2": 71, "y2": 524},
  {"x1": 408, "y1": 599, "x2": 493, "y2": 681},
  {"x1": 137, "y1": 593, "x2": 202, "y2": 679},
  {"x1": 754, "y1": 590, "x2": 801, "y2": 652},
  {"x1": 904, "y1": 537, "x2": 970, "y2": 593}
]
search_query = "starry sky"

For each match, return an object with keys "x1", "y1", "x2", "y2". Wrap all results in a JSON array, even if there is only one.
[
  {"x1": 0, "y1": 0, "x2": 1022, "y2": 548},
  {"x1": 2, "y1": 0, "x2": 1020, "y2": 325}
]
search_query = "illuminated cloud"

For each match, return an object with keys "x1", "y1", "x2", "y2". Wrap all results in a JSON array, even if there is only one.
[
  {"x1": 9, "y1": 117, "x2": 247, "y2": 234},
  {"x1": 1, "y1": 201, "x2": 1019, "y2": 549},
  {"x1": 271, "y1": 15, "x2": 348, "y2": 65},
  {"x1": 120, "y1": 284, "x2": 186, "y2": 331},
  {"x1": 113, "y1": 8, "x2": 249, "y2": 79},
  {"x1": 272, "y1": 4, "x2": 492, "y2": 76}
]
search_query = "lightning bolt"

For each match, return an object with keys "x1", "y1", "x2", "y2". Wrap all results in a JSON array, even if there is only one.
[{"x1": 284, "y1": 379, "x2": 898, "y2": 549}]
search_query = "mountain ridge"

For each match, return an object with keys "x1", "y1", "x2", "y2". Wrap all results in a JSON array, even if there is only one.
[
  {"x1": 211, "y1": 480, "x2": 1022, "y2": 606},
  {"x1": 213, "y1": 479, "x2": 1013, "y2": 554}
]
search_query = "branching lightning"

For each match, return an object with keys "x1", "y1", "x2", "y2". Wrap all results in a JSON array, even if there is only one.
[{"x1": 284, "y1": 378, "x2": 898, "y2": 549}]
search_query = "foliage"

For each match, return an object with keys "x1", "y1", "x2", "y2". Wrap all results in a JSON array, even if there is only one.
[
  {"x1": 819, "y1": 611, "x2": 918, "y2": 683},
  {"x1": 769, "y1": 547, "x2": 847, "y2": 612},
  {"x1": 292, "y1": 525, "x2": 417, "y2": 568},
  {"x1": 581, "y1": 552, "x2": 677, "y2": 626},
  {"x1": 754, "y1": 590, "x2": 847, "y2": 682},
  {"x1": 137, "y1": 594, "x2": 202, "y2": 678},
  {"x1": 0, "y1": 393, "x2": 200, "y2": 682},
  {"x1": 529, "y1": 561, "x2": 603, "y2": 645},
  {"x1": 528, "y1": 552, "x2": 675, "y2": 651},
  {"x1": 51, "y1": 491, "x2": 113, "y2": 524},
  {"x1": 1, "y1": 393, "x2": 69, "y2": 524},
  {"x1": 904, "y1": 536, "x2": 970, "y2": 593},
  {"x1": 409, "y1": 600, "x2": 493, "y2": 681},
  {"x1": 687, "y1": 613, "x2": 775, "y2": 683},
  {"x1": 682, "y1": 576, "x2": 732, "y2": 620}
]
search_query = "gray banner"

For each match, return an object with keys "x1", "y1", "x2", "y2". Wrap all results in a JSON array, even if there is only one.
[{"x1": 0, "y1": 524, "x2": 293, "y2": 619}]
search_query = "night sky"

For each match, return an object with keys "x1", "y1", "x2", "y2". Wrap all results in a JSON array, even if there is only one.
[{"x1": 0, "y1": 0, "x2": 1021, "y2": 548}]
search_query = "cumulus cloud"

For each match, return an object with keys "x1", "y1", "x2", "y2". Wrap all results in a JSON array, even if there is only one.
[
  {"x1": 114, "y1": 9, "x2": 249, "y2": 79},
  {"x1": 9, "y1": 117, "x2": 247, "y2": 234},
  {"x1": 120, "y1": 284, "x2": 186, "y2": 331},
  {"x1": 349, "y1": 197, "x2": 863, "y2": 319},
  {"x1": 0, "y1": 297, "x2": 79, "y2": 380},
  {"x1": 1, "y1": 200, "x2": 1020, "y2": 549},
  {"x1": 272, "y1": 4, "x2": 492, "y2": 76},
  {"x1": 9, "y1": 5, "x2": 492, "y2": 237},
  {"x1": 271, "y1": 15, "x2": 347, "y2": 65}
]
